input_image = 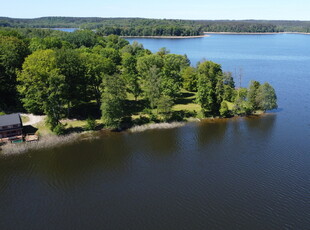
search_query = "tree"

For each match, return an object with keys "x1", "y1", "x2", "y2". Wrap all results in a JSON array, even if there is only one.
[
  {"x1": 17, "y1": 49, "x2": 57, "y2": 114},
  {"x1": 121, "y1": 53, "x2": 141, "y2": 100},
  {"x1": 18, "y1": 49, "x2": 67, "y2": 132},
  {"x1": 55, "y1": 48, "x2": 87, "y2": 115},
  {"x1": 223, "y1": 72, "x2": 235, "y2": 88},
  {"x1": 157, "y1": 95, "x2": 174, "y2": 120},
  {"x1": 222, "y1": 72, "x2": 236, "y2": 101},
  {"x1": 101, "y1": 74, "x2": 127, "y2": 128},
  {"x1": 121, "y1": 41, "x2": 145, "y2": 57},
  {"x1": 196, "y1": 61, "x2": 223, "y2": 116},
  {"x1": 157, "y1": 47, "x2": 170, "y2": 57},
  {"x1": 0, "y1": 36, "x2": 28, "y2": 107},
  {"x1": 233, "y1": 88, "x2": 252, "y2": 115},
  {"x1": 142, "y1": 66, "x2": 163, "y2": 109},
  {"x1": 256, "y1": 83, "x2": 278, "y2": 111},
  {"x1": 137, "y1": 54, "x2": 164, "y2": 77},
  {"x1": 182, "y1": 66, "x2": 198, "y2": 92},
  {"x1": 62, "y1": 30, "x2": 97, "y2": 48},
  {"x1": 44, "y1": 72, "x2": 67, "y2": 133},
  {"x1": 247, "y1": 80, "x2": 261, "y2": 110},
  {"x1": 162, "y1": 54, "x2": 190, "y2": 99},
  {"x1": 219, "y1": 101, "x2": 230, "y2": 117},
  {"x1": 81, "y1": 52, "x2": 113, "y2": 104},
  {"x1": 29, "y1": 37, "x2": 63, "y2": 52}
]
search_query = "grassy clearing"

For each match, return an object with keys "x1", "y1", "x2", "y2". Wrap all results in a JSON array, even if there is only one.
[
  {"x1": 33, "y1": 119, "x2": 53, "y2": 136},
  {"x1": 64, "y1": 119, "x2": 102, "y2": 129},
  {"x1": 172, "y1": 103, "x2": 201, "y2": 112},
  {"x1": 31, "y1": 90, "x2": 239, "y2": 136}
]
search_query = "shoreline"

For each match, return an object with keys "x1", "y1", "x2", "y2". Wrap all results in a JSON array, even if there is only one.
[
  {"x1": 0, "y1": 113, "x2": 269, "y2": 155},
  {"x1": 121, "y1": 34, "x2": 209, "y2": 39},
  {"x1": 203, "y1": 32, "x2": 310, "y2": 35}
]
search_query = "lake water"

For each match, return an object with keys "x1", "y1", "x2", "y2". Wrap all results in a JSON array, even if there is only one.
[
  {"x1": 51, "y1": 28, "x2": 79, "y2": 32},
  {"x1": 1, "y1": 34, "x2": 309, "y2": 229}
]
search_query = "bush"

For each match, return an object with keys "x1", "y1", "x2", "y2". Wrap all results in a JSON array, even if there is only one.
[
  {"x1": 149, "y1": 113, "x2": 160, "y2": 123},
  {"x1": 220, "y1": 101, "x2": 231, "y2": 118},
  {"x1": 133, "y1": 116, "x2": 150, "y2": 126},
  {"x1": 85, "y1": 117, "x2": 96, "y2": 131},
  {"x1": 53, "y1": 123, "x2": 66, "y2": 135}
]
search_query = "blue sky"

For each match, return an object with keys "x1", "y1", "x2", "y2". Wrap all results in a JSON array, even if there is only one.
[{"x1": 1, "y1": 0, "x2": 309, "y2": 20}]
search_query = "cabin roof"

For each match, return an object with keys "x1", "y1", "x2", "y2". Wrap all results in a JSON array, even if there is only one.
[{"x1": 0, "y1": 113, "x2": 22, "y2": 127}]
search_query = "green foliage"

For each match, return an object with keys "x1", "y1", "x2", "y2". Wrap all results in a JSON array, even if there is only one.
[
  {"x1": 52, "y1": 123, "x2": 66, "y2": 135},
  {"x1": 62, "y1": 30, "x2": 97, "y2": 48},
  {"x1": 161, "y1": 54, "x2": 190, "y2": 99},
  {"x1": 141, "y1": 66, "x2": 162, "y2": 109},
  {"x1": 182, "y1": 66, "x2": 198, "y2": 92},
  {"x1": 219, "y1": 101, "x2": 230, "y2": 117},
  {"x1": 247, "y1": 80, "x2": 261, "y2": 110},
  {"x1": 256, "y1": 83, "x2": 278, "y2": 111},
  {"x1": 121, "y1": 41, "x2": 145, "y2": 57},
  {"x1": 157, "y1": 95, "x2": 174, "y2": 120},
  {"x1": 0, "y1": 29, "x2": 278, "y2": 132},
  {"x1": 2, "y1": 17, "x2": 310, "y2": 34},
  {"x1": 17, "y1": 49, "x2": 57, "y2": 113},
  {"x1": 196, "y1": 61, "x2": 223, "y2": 116},
  {"x1": 81, "y1": 52, "x2": 112, "y2": 103},
  {"x1": 29, "y1": 37, "x2": 63, "y2": 52},
  {"x1": 85, "y1": 117, "x2": 97, "y2": 131},
  {"x1": 95, "y1": 47, "x2": 121, "y2": 66},
  {"x1": 232, "y1": 88, "x2": 251, "y2": 115},
  {"x1": 121, "y1": 53, "x2": 141, "y2": 100},
  {"x1": 55, "y1": 48, "x2": 87, "y2": 109},
  {"x1": 137, "y1": 54, "x2": 164, "y2": 76},
  {"x1": 101, "y1": 74, "x2": 126, "y2": 128},
  {"x1": 0, "y1": 35, "x2": 29, "y2": 107},
  {"x1": 157, "y1": 47, "x2": 170, "y2": 56}
]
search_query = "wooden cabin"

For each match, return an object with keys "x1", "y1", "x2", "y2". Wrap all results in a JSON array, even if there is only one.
[{"x1": 0, "y1": 113, "x2": 23, "y2": 143}]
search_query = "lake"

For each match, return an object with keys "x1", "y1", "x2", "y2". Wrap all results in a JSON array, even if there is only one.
[
  {"x1": 1, "y1": 34, "x2": 309, "y2": 230},
  {"x1": 51, "y1": 28, "x2": 79, "y2": 32}
]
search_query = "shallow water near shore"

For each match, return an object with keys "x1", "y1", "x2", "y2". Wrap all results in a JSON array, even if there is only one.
[{"x1": 1, "y1": 34, "x2": 310, "y2": 229}]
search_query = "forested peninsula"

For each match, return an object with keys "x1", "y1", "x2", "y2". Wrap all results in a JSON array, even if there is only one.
[
  {"x1": 1, "y1": 17, "x2": 310, "y2": 36},
  {"x1": 0, "y1": 28, "x2": 277, "y2": 135}
]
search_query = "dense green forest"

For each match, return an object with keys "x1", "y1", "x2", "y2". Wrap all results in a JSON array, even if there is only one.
[
  {"x1": 1, "y1": 17, "x2": 310, "y2": 34},
  {"x1": 0, "y1": 28, "x2": 277, "y2": 134}
]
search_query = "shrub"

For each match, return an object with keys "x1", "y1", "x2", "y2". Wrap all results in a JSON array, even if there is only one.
[{"x1": 85, "y1": 117, "x2": 96, "y2": 131}]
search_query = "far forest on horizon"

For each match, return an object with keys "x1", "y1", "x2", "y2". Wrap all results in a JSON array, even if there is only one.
[{"x1": 0, "y1": 17, "x2": 310, "y2": 36}]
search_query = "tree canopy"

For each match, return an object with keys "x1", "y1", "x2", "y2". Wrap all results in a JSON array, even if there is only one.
[{"x1": 0, "y1": 28, "x2": 278, "y2": 134}]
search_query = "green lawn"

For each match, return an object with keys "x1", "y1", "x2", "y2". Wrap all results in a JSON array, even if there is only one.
[
  {"x1": 33, "y1": 119, "x2": 53, "y2": 136},
  {"x1": 172, "y1": 90, "x2": 201, "y2": 113},
  {"x1": 34, "y1": 90, "x2": 239, "y2": 136}
]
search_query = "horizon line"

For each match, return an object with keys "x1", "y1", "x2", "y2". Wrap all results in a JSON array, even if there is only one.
[{"x1": 1, "y1": 16, "x2": 310, "y2": 22}]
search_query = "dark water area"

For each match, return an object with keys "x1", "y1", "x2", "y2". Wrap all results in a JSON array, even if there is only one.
[{"x1": 1, "y1": 35, "x2": 310, "y2": 229}]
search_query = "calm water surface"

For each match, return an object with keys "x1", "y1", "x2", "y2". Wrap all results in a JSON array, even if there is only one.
[
  {"x1": 1, "y1": 34, "x2": 309, "y2": 230},
  {"x1": 51, "y1": 28, "x2": 78, "y2": 32}
]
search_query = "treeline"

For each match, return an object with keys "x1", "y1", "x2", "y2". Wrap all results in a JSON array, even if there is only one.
[
  {"x1": 1, "y1": 17, "x2": 310, "y2": 33},
  {"x1": 97, "y1": 25, "x2": 202, "y2": 36},
  {"x1": 0, "y1": 28, "x2": 277, "y2": 134},
  {"x1": 0, "y1": 17, "x2": 310, "y2": 33}
]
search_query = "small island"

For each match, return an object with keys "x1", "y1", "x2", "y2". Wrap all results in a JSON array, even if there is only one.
[{"x1": 0, "y1": 28, "x2": 277, "y2": 142}]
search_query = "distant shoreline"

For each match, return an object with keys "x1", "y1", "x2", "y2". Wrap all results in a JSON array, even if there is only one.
[
  {"x1": 121, "y1": 35, "x2": 209, "y2": 39},
  {"x1": 203, "y1": 32, "x2": 310, "y2": 35}
]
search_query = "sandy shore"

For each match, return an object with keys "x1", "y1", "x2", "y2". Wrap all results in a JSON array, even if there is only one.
[
  {"x1": 121, "y1": 34, "x2": 209, "y2": 39},
  {"x1": 21, "y1": 113, "x2": 46, "y2": 126},
  {"x1": 203, "y1": 32, "x2": 310, "y2": 35}
]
